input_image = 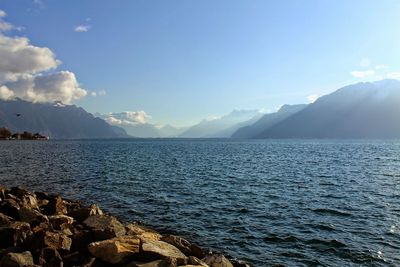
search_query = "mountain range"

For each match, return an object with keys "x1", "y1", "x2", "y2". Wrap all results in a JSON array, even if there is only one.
[
  {"x1": 0, "y1": 99, "x2": 127, "y2": 139},
  {"x1": 231, "y1": 104, "x2": 307, "y2": 139},
  {"x1": 97, "y1": 110, "x2": 262, "y2": 138},
  {"x1": 179, "y1": 110, "x2": 263, "y2": 138},
  {"x1": 1, "y1": 79, "x2": 400, "y2": 139},
  {"x1": 233, "y1": 79, "x2": 400, "y2": 139},
  {"x1": 95, "y1": 112, "x2": 187, "y2": 138}
]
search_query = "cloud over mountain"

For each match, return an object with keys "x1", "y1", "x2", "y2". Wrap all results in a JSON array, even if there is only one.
[
  {"x1": 102, "y1": 111, "x2": 151, "y2": 125},
  {"x1": 0, "y1": 10, "x2": 87, "y2": 103},
  {"x1": 4, "y1": 71, "x2": 86, "y2": 103},
  {"x1": 0, "y1": 35, "x2": 60, "y2": 82}
]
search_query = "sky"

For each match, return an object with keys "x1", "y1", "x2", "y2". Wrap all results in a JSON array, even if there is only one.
[{"x1": 0, "y1": 0, "x2": 400, "y2": 127}]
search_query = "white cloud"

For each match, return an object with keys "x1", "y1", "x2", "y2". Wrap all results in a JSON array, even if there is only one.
[
  {"x1": 102, "y1": 111, "x2": 151, "y2": 125},
  {"x1": 375, "y1": 64, "x2": 387, "y2": 70},
  {"x1": 0, "y1": 21, "x2": 14, "y2": 32},
  {"x1": 0, "y1": 10, "x2": 23, "y2": 32},
  {"x1": 307, "y1": 94, "x2": 319, "y2": 103},
  {"x1": 359, "y1": 58, "x2": 371, "y2": 68},
  {"x1": 0, "y1": 85, "x2": 14, "y2": 100},
  {"x1": 33, "y1": 0, "x2": 43, "y2": 5},
  {"x1": 258, "y1": 107, "x2": 271, "y2": 113},
  {"x1": 0, "y1": 35, "x2": 60, "y2": 83},
  {"x1": 387, "y1": 72, "x2": 400, "y2": 79},
  {"x1": 205, "y1": 115, "x2": 221, "y2": 121},
  {"x1": 350, "y1": 70, "x2": 375, "y2": 78},
  {"x1": 89, "y1": 90, "x2": 106, "y2": 97},
  {"x1": 0, "y1": 11, "x2": 87, "y2": 104},
  {"x1": 74, "y1": 25, "x2": 91, "y2": 32},
  {"x1": 104, "y1": 116, "x2": 123, "y2": 125},
  {"x1": 5, "y1": 71, "x2": 87, "y2": 103}
]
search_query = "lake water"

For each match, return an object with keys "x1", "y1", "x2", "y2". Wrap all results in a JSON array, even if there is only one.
[{"x1": 0, "y1": 139, "x2": 400, "y2": 266}]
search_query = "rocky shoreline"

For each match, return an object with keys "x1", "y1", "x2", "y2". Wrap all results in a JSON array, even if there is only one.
[{"x1": 0, "y1": 186, "x2": 250, "y2": 267}]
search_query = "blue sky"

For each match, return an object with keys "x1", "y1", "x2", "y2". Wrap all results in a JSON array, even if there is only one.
[{"x1": 1, "y1": 0, "x2": 400, "y2": 126}]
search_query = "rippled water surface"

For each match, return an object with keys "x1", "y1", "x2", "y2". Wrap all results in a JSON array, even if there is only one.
[{"x1": 1, "y1": 139, "x2": 400, "y2": 266}]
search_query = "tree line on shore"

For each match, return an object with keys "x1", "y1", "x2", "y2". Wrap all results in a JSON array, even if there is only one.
[{"x1": 0, "y1": 127, "x2": 48, "y2": 140}]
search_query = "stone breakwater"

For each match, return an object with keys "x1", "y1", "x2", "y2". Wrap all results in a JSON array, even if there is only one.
[{"x1": 0, "y1": 186, "x2": 250, "y2": 267}]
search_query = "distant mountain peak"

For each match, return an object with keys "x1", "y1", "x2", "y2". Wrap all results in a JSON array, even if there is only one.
[
  {"x1": 0, "y1": 99, "x2": 126, "y2": 139},
  {"x1": 179, "y1": 109, "x2": 262, "y2": 138},
  {"x1": 254, "y1": 79, "x2": 400, "y2": 139},
  {"x1": 278, "y1": 104, "x2": 307, "y2": 113}
]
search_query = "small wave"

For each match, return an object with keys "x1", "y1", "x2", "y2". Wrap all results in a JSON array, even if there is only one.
[
  {"x1": 263, "y1": 234, "x2": 300, "y2": 243},
  {"x1": 279, "y1": 250, "x2": 306, "y2": 258},
  {"x1": 312, "y1": 208, "x2": 352, "y2": 217},
  {"x1": 382, "y1": 173, "x2": 400, "y2": 178},
  {"x1": 305, "y1": 238, "x2": 346, "y2": 248},
  {"x1": 238, "y1": 208, "x2": 249, "y2": 213},
  {"x1": 306, "y1": 223, "x2": 336, "y2": 232}
]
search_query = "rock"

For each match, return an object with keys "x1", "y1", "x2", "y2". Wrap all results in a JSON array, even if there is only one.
[
  {"x1": 81, "y1": 257, "x2": 109, "y2": 267},
  {"x1": 141, "y1": 240, "x2": 187, "y2": 264},
  {"x1": 161, "y1": 235, "x2": 204, "y2": 259},
  {"x1": 0, "y1": 251, "x2": 34, "y2": 267},
  {"x1": 88, "y1": 236, "x2": 140, "y2": 264},
  {"x1": 48, "y1": 215, "x2": 74, "y2": 230},
  {"x1": 0, "y1": 222, "x2": 31, "y2": 248},
  {"x1": 138, "y1": 232, "x2": 162, "y2": 242},
  {"x1": 63, "y1": 252, "x2": 90, "y2": 267},
  {"x1": 31, "y1": 222, "x2": 52, "y2": 233},
  {"x1": 70, "y1": 229, "x2": 94, "y2": 252},
  {"x1": 60, "y1": 227, "x2": 73, "y2": 237},
  {"x1": 38, "y1": 248, "x2": 63, "y2": 267},
  {"x1": 187, "y1": 256, "x2": 208, "y2": 267},
  {"x1": 0, "y1": 188, "x2": 242, "y2": 267},
  {"x1": 4, "y1": 194, "x2": 18, "y2": 202},
  {"x1": 124, "y1": 259, "x2": 177, "y2": 267},
  {"x1": 34, "y1": 191, "x2": 49, "y2": 200},
  {"x1": 9, "y1": 187, "x2": 29, "y2": 199},
  {"x1": 203, "y1": 255, "x2": 233, "y2": 267},
  {"x1": 83, "y1": 215, "x2": 126, "y2": 241},
  {"x1": 189, "y1": 244, "x2": 205, "y2": 259},
  {"x1": 0, "y1": 186, "x2": 6, "y2": 200},
  {"x1": 0, "y1": 199, "x2": 20, "y2": 219},
  {"x1": 18, "y1": 207, "x2": 48, "y2": 225},
  {"x1": 230, "y1": 260, "x2": 250, "y2": 267},
  {"x1": 42, "y1": 196, "x2": 67, "y2": 215},
  {"x1": 126, "y1": 224, "x2": 161, "y2": 242},
  {"x1": 0, "y1": 212, "x2": 13, "y2": 225},
  {"x1": 68, "y1": 204, "x2": 103, "y2": 222},
  {"x1": 125, "y1": 223, "x2": 157, "y2": 235},
  {"x1": 30, "y1": 230, "x2": 72, "y2": 251},
  {"x1": 161, "y1": 235, "x2": 193, "y2": 256},
  {"x1": 20, "y1": 194, "x2": 39, "y2": 210},
  {"x1": 37, "y1": 199, "x2": 49, "y2": 208}
]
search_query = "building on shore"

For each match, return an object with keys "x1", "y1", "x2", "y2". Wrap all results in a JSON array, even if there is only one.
[{"x1": 0, "y1": 128, "x2": 49, "y2": 140}]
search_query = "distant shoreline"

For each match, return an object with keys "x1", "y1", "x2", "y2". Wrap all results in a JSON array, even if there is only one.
[{"x1": 0, "y1": 128, "x2": 49, "y2": 140}]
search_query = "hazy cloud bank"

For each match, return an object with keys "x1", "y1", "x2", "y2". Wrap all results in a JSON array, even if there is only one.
[{"x1": 102, "y1": 111, "x2": 152, "y2": 125}]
